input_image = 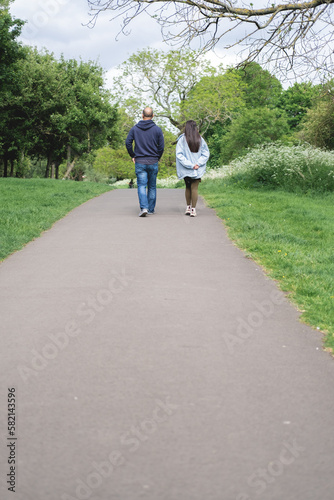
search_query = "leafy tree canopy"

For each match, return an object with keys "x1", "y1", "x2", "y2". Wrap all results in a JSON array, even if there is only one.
[
  {"x1": 0, "y1": 0, "x2": 14, "y2": 10},
  {"x1": 112, "y1": 48, "x2": 215, "y2": 131},
  {"x1": 232, "y1": 63, "x2": 283, "y2": 109},
  {"x1": 0, "y1": 10, "x2": 24, "y2": 85},
  {"x1": 298, "y1": 81, "x2": 334, "y2": 149},
  {"x1": 113, "y1": 48, "x2": 246, "y2": 132},
  {"x1": 1, "y1": 45, "x2": 119, "y2": 178},
  {"x1": 278, "y1": 82, "x2": 320, "y2": 129},
  {"x1": 182, "y1": 71, "x2": 246, "y2": 133},
  {"x1": 221, "y1": 107, "x2": 290, "y2": 163}
]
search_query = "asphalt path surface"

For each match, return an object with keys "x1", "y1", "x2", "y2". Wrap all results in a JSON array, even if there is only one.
[{"x1": 0, "y1": 188, "x2": 333, "y2": 500}]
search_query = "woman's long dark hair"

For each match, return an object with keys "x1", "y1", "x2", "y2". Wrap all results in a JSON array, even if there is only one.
[{"x1": 184, "y1": 120, "x2": 201, "y2": 153}]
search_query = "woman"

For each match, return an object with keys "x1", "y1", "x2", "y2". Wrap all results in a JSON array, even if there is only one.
[{"x1": 176, "y1": 120, "x2": 210, "y2": 217}]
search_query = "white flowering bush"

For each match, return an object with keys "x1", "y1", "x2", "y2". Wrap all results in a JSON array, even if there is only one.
[
  {"x1": 155, "y1": 168, "x2": 234, "y2": 187},
  {"x1": 109, "y1": 144, "x2": 334, "y2": 193},
  {"x1": 112, "y1": 176, "x2": 180, "y2": 189},
  {"x1": 156, "y1": 176, "x2": 179, "y2": 188},
  {"x1": 204, "y1": 165, "x2": 235, "y2": 179},
  {"x1": 111, "y1": 165, "x2": 236, "y2": 189},
  {"x1": 111, "y1": 179, "x2": 133, "y2": 188},
  {"x1": 227, "y1": 143, "x2": 334, "y2": 192}
]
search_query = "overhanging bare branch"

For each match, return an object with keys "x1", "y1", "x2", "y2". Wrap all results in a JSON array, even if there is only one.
[{"x1": 87, "y1": 0, "x2": 334, "y2": 78}]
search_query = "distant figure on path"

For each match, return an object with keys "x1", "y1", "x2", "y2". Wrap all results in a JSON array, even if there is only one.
[
  {"x1": 126, "y1": 107, "x2": 164, "y2": 217},
  {"x1": 128, "y1": 179, "x2": 134, "y2": 189},
  {"x1": 176, "y1": 120, "x2": 210, "y2": 217}
]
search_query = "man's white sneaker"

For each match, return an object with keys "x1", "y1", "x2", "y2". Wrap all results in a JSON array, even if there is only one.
[
  {"x1": 139, "y1": 209, "x2": 148, "y2": 217},
  {"x1": 185, "y1": 205, "x2": 191, "y2": 215},
  {"x1": 190, "y1": 208, "x2": 197, "y2": 217}
]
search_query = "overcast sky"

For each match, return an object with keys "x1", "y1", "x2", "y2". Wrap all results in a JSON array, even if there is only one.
[{"x1": 10, "y1": 0, "x2": 240, "y2": 89}]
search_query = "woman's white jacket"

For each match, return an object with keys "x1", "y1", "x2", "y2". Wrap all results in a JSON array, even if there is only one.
[{"x1": 176, "y1": 134, "x2": 210, "y2": 180}]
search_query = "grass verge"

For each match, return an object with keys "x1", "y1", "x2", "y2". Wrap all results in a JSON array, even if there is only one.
[
  {"x1": 0, "y1": 178, "x2": 113, "y2": 261},
  {"x1": 200, "y1": 179, "x2": 334, "y2": 351}
]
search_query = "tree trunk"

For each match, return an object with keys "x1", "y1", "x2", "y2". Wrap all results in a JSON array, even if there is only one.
[
  {"x1": 55, "y1": 162, "x2": 60, "y2": 180},
  {"x1": 67, "y1": 145, "x2": 71, "y2": 169},
  {"x1": 3, "y1": 155, "x2": 8, "y2": 177},
  {"x1": 51, "y1": 162, "x2": 55, "y2": 179},
  {"x1": 63, "y1": 155, "x2": 78, "y2": 179},
  {"x1": 45, "y1": 153, "x2": 52, "y2": 178},
  {"x1": 10, "y1": 159, "x2": 14, "y2": 177}
]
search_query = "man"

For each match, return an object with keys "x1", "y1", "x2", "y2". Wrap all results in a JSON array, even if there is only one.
[{"x1": 126, "y1": 107, "x2": 164, "y2": 217}]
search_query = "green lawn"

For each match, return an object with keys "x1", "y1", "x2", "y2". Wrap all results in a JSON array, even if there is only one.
[
  {"x1": 200, "y1": 180, "x2": 334, "y2": 351},
  {"x1": 0, "y1": 178, "x2": 113, "y2": 261}
]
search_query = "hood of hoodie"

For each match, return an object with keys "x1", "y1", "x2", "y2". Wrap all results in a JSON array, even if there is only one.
[{"x1": 135, "y1": 120, "x2": 156, "y2": 131}]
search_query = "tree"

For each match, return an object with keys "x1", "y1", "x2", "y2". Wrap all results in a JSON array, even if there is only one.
[
  {"x1": 220, "y1": 107, "x2": 290, "y2": 162},
  {"x1": 87, "y1": 0, "x2": 334, "y2": 79},
  {"x1": 233, "y1": 63, "x2": 282, "y2": 109},
  {"x1": 112, "y1": 48, "x2": 214, "y2": 131},
  {"x1": 202, "y1": 63, "x2": 282, "y2": 167},
  {"x1": 112, "y1": 48, "x2": 245, "y2": 132},
  {"x1": 299, "y1": 82, "x2": 334, "y2": 149},
  {"x1": 0, "y1": 8, "x2": 25, "y2": 176},
  {"x1": 278, "y1": 82, "x2": 320, "y2": 129},
  {"x1": 1, "y1": 46, "x2": 119, "y2": 178},
  {"x1": 182, "y1": 71, "x2": 246, "y2": 133},
  {"x1": 15, "y1": 49, "x2": 69, "y2": 177},
  {"x1": 0, "y1": 0, "x2": 14, "y2": 9},
  {"x1": 0, "y1": 11, "x2": 24, "y2": 85},
  {"x1": 56, "y1": 57, "x2": 119, "y2": 178}
]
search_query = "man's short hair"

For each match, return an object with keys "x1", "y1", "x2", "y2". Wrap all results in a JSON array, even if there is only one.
[{"x1": 143, "y1": 107, "x2": 153, "y2": 118}]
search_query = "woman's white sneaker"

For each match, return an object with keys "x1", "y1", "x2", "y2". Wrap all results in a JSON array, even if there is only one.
[
  {"x1": 190, "y1": 208, "x2": 197, "y2": 217},
  {"x1": 185, "y1": 205, "x2": 191, "y2": 215}
]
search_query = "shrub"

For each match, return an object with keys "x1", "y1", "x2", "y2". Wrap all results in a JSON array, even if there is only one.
[
  {"x1": 157, "y1": 176, "x2": 179, "y2": 188},
  {"x1": 83, "y1": 167, "x2": 109, "y2": 184},
  {"x1": 227, "y1": 143, "x2": 334, "y2": 192},
  {"x1": 93, "y1": 147, "x2": 135, "y2": 180},
  {"x1": 299, "y1": 98, "x2": 334, "y2": 150}
]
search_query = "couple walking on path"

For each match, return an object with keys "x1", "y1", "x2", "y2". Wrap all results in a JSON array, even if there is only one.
[{"x1": 126, "y1": 107, "x2": 210, "y2": 217}]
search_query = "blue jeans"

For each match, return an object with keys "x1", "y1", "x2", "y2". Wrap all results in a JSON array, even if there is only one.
[{"x1": 135, "y1": 162, "x2": 158, "y2": 212}]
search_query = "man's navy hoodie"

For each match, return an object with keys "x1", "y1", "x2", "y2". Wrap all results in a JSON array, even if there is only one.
[{"x1": 126, "y1": 120, "x2": 164, "y2": 164}]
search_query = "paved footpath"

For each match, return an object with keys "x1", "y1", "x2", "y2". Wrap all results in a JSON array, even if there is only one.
[{"x1": 1, "y1": 188, "x2": 334, "y2": 500}]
